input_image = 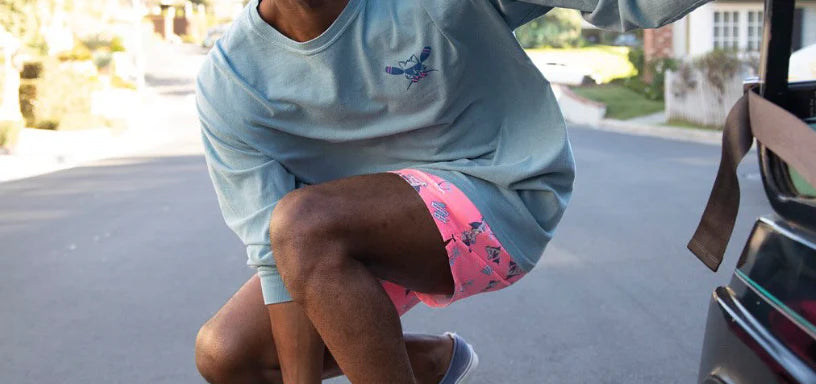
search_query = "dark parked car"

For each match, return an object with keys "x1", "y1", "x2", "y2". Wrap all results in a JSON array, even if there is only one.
[
  {"x1": 611, "y1": 33, "x2": 640, "y2": 47},
  {"x1": 694, "y1": 1, "x2": 816, "y2": 383}
]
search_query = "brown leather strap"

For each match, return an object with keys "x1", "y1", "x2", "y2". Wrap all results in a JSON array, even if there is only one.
[{"x1": 688, "y1": 89, "x2": 816, "y2": 272}]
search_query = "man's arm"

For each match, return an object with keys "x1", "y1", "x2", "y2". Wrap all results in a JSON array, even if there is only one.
[
  {"x1": 198, "y1": 55, "x2": 327, "y2": 381},
  {"x1": 267, "y1": 302, "x2": 326, "y2": 384},
  {"x1": 489, "y1": 0, "x2": 712, "y2": 31},
  {"x1": 572, "y1": 0, "x2": 712, "y2": 31}
]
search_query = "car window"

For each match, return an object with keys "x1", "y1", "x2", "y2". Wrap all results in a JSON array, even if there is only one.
[
  {"x1": 789, "y1": 124, "x2": 816, "y2": 198},
  {"x1": 786, "y1": 1, "x2": 815, "y2": 198}
]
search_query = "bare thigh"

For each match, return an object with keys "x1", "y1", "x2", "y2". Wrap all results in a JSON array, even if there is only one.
[
  {"x1": 271, "y1": 172, "x2": 454, "y2": 295},
  {"x1": 199, "y1": 173, "x2": 456, "y2": 383}
]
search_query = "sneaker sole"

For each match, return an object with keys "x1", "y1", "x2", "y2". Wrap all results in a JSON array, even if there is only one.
[{"x1": 455, "y1": 342, "x2": 479, "y2": 384}]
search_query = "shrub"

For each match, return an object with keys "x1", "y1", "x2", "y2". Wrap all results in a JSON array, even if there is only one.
[
  {"x1": 111, "y1": 75, "x2": 137, "y2": 90},
  {"x1": 0, "y1": 0, "x2": 44, "y2": 53},
  {"x1": 628, "y1": 47, "x2": 645, "y2": 75},
  {"x1": 617, "y1": 57, "x2": 677, "y2": 101},
  {"x1": 0, "y1": 120, "x2": 23, "y2": 149},
  {"x1": 693, "y1": 50, "x2": 741, "y2": 94},
  {"x1": 647, "y1": 57, "x2": 678, "y2": 97},
  {"x1": 57, "y1": 40, "x2": 93, "y2": 61},
  {"x1": 181, "y1": 34, "x2": 198, "y2": 44},
  {"x1": 82, "y1": 34, "x2": 127, "y2": 53},
  {"x1": 36, "y1": 61, "x2": 97, "y2": 126},
  {"x1": 515, "y1": 8, "x2": 584, "y2": 49},
  {"x1": 81, "y1": 34, "x2": 111, "y2": 51},
  {"x1": 0, "y1": 60, "x2": 5, "y2": 100},
  {"x1": 110, "y1": 36, "x2": 126, "y2": 52},
  {"x1": 18, "y1": 58, "x2": 100, "y2": 130},
  {"x1": 20, "y1": 61, "x2": 43, "y2": 79},
  {"x1": 93, "y1": 51, "x2": 113, "y2": 71},
  {"x1": 18, "y1": 82, "x2": 37, "y2": 126},
  {"x1": 34, "y1": 119, "x2": 58, "y2": 130},
  {"x1": 669, "y1": 50, "x2": 743, "y2": 105}
]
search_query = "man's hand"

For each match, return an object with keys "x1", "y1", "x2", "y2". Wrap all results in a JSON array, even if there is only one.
[{"x1": 267, "y1": 301, "x2": 326, "y2": 384}]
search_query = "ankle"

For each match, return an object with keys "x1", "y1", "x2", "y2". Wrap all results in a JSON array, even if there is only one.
[
  {"x1": 406, "y1": 334, "x2": 454, "y2": 384},
  {"x1": 429, "y1": 335, "x2": 454, "y2": 384}
]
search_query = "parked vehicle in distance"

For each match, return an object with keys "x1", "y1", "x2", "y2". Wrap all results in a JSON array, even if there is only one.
[
  {"x1": 696, "y1": 1, "x2": 816, "y2": 383},
  {"x1": 530, "y1": 61, "x2": 597, "y2": 86},
  {"x1": 789, "y1": 43, "x2": 816, "y2": 82},
  {"x1": 611, "y1": 33, "x2": 640, "y2": 47}
]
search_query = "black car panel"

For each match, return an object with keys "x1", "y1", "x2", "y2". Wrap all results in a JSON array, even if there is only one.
[
  {"x1": 697, "y1": 0, "x2": 816, "y2": 382},
  {"x1": 736, "y1": 216, "x2": 816, "y2": 345},
  {"x1": 698, "y1": 284, "x2": 811, "y2": 384},
  {"x1": 756, "y1": 0, "x2": 816, "y2": 229},
  {"x1": 699, "y1": 216, "x2": 816, "y2": 383}
]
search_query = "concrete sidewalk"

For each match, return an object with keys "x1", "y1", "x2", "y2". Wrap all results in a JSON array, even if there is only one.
[
  {"x1": 552, "y1": 84, "x2": 722, "y2": 145},
  {"x1": 0, "y1": 40, "x2": 207, "y2": 183},
  {"x1": 0, "y1": 103, "x2": 723, "y2": 184},
  {"x1": 590, "y1": 116, "x2": 722, "y2": 146},
  {"x1": 0, "y1": 88, "x2": 174, "y2": 183},
  {"x1": 1, "y1": 77, "x2": 725, "y2": 183}
]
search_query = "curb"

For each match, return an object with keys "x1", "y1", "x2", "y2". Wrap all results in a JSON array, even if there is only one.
[
  {"x1": 581, "y1": 118, "x2": 723, "y2": 146},
  {"x1": 0, "y1": 88, "x2": 167, "y2": 184},
  {"x1": 552, "y1": 84, "x2": 606, "y2": 126}
]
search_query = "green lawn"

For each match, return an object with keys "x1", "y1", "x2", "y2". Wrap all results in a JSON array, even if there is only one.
[
  {"x1": 665, "y1": 118, "x2": 722, "y2": 131},
  {"x1": 572, "y1": 85, "x2": 664, "y2": 120},
  {"x1": 525, "y1": 45, "x2": 637, "y2": 84}
]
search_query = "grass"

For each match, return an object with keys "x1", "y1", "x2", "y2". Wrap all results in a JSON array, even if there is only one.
[
  {"x1": 525, "y1": 45, "x2": 637, "y2": 84},
  {"x1": 571, "y1": 84, "x2": 664, "y2": 120},
  {"x1": 665, "y1": 118, "x2": 722, "y2": 131}
]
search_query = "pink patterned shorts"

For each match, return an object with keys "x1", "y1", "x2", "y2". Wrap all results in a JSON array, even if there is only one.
[{"x1": 383, "y1": 169, "x2": 527, "y2": 316}]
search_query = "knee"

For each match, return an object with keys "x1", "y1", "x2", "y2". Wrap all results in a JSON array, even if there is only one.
[
  {"x1": 269, "y1": 189, "x2": 324, "y2": 250},
  {"x1": 268, "y1": 189, "x2": 349, "y2": 296},
  {"x1": 195, "y1": 320, "x2": 261, "y2": 383}
]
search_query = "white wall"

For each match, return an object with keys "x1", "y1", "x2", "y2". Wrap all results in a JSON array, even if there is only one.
[
  {"x1": 665, "y1": 68, "x2": 744, "y2": 127},
  {"x1": 672, "y1": 16, "x2": 688, "y2": 58},
  {"x1": 211, "y1": 0, "x2": 245, "y2": 20},
  {"x1": 686, "y1": 3, "x2": 714, "y2": 57},
  {"x1": 682, "y1": 1, "x2": 816, "y2": 57},
  {"x1": 802, "y1": 5, "x2": 816, "y2": 48}
]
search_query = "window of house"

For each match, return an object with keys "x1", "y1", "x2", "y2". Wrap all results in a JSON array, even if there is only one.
[
  {"x1": 713, "y1": 11, "x2": 740, "y2": 50},
  {"x1": 747, "y1": 11, "x2": 764, "y2": 51}
]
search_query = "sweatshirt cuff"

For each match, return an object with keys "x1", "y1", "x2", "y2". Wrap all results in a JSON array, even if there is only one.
[{"x1": 257, "y1": 266, "x2": 294, "y2": 304}]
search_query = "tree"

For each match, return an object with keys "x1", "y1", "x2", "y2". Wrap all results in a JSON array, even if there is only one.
[
  {"x1": 515, "y1": 8, "x2": 584, "y2": 49},
  {"x1": 0, "y1": 0, "x2": 47, "y2": 52},
  {"x1": 0, "y1": 0, "x2": 34, "y2": 40}
]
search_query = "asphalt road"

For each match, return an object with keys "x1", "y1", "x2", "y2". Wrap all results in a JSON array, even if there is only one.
[{"x1": 0, "y1": 43, "x2": 771, "y2": 384}]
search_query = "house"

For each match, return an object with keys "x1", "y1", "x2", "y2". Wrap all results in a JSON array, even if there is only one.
[
  {"x1": 644, "y1": 0, "x2": 816, "y2": 61},
  {"x1": 144, "y1": 0, "x2": 209, "y2": 40},
  {"x1": 208, "y1": 0, "x2": 246, "y2": 21}
]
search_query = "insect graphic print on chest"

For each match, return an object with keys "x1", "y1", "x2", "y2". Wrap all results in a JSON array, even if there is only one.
[{"x1": 385, "y1": 46, "x2": 437, "y2": 90}]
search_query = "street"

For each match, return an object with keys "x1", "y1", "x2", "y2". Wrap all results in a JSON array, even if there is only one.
[{"x1": 0, "y1": 43, "x2": 770, "y2": 384}]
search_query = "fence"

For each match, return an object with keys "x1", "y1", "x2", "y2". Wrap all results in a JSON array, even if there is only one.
[{"x1": 664, "y1": 69, "x2": 743, "y2": 128}]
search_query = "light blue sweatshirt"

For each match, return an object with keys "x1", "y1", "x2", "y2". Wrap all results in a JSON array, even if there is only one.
[{"x1": 196, "y1": 0, "x2": 710, "y2": 304}]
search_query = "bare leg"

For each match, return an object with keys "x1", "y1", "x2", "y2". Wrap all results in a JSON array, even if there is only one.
[
  {"x1": 267, "y1": 301, "x2": 325, "y2": 384},
  {"x1": 269, "y1": 173, "x2": 455, "y2": 383},
  {"x1": 195, "y1": 275, "x2": 453, "y2": 384}
]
